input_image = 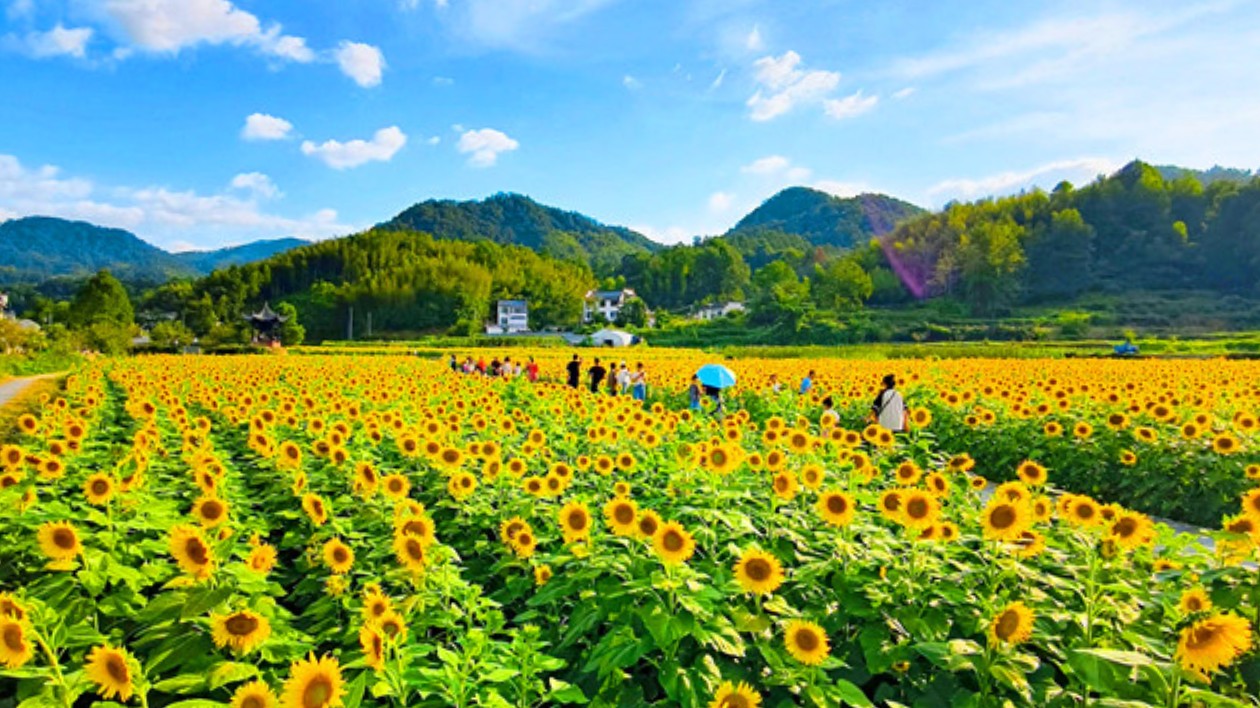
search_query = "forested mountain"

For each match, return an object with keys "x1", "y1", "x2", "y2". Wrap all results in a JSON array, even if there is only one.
[
  {"x1": 173, "y1": 238, "x2": 309, "y2": 273},
  {"x1": 192, "y1": 229, "x2": 594, "y2": 340},
  {"x1": 727, "y1": 187, "x2": 924, "y2": 248},
  {"x1": 0, "y1": 216, "x2": 194, "y2": 283},
  {"x1": 377, "y1": 192, "x2": 659, "y2": 275},
  {"x1": 881, "y1": 159, "x2": 1260, "y2": 314},
  {"x1": 1154, "y1": 164, "x2": 1258, "y2": 187},
  {"x1": 0, "y1": 216, "x2": 308, "y2": 284}
]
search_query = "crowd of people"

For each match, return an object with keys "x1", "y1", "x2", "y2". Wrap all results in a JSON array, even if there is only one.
[{"x1": 446, "y1": 351, "x2": 907, "y2": 432}]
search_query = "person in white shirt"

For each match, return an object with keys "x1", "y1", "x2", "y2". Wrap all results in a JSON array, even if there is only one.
[
  {"x1": 820, "y1": 396, "x2": 840, "y2": 428},
  {"x1": 617, "y1": 362, "x2": 632, "y2": 394},
  {"x1": 871, "y1": 374, "x2": 907, "y2": 432}
]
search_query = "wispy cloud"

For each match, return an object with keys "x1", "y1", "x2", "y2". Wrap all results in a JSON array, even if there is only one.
[
  {"x1": 746, "y1": 50, "x2": 840, "y2": 121},
  {"x1": 456, "y1": 128, "x2": 519, "y2": 167},
  {"x1": 926, "y1": 157, "x2": 1121, "y2": 201},
  {"x1": 302, "y1": 127, "x2": 408, "y2": 169}
]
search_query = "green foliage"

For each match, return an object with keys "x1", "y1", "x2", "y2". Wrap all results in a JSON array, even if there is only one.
[
  {"x1": 0, "y1": 217, "x2": 194, "y2": 284},
  {"x1": 149, "y1": 320, "x2": 195, "y2": 349},
  {"x1": 69, "y1": 270, "x2": 134, "y2": 329},
  {"x1": 615, "y1": 297, "x2": 649, "y2": 328},
  {"x1": 275, "y1": 302, "x2": 306, "y2": 346},
  {"x1": 811, "y1": 257, "x2": 873, "y2": 311}
]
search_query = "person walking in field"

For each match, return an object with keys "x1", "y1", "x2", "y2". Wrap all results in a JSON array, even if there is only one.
[
  {"x1": 566, "y1": 354, "x2": 581, "y2": 388},
  {"x1": 631, "y1": 363, "x2": 647, "y2": 401},
  {"x1": 617, "y1": 362, "x2": 632, "y2": 395},
  {"x1": 688, "y1": 375, "x2": 703, "y2": 410},
  {"x1": 526, "y1": 357, "x2": 539, "y2": 383},
  {"x1": 871, "y1": 374, "x2": 907, "y2": 432},
  {"x1": 800, "y1": 370, "x2": 815, "y2": 395},
  {"x1": 589, "y1": 358, "x2": 608, "y2": 393},
  {"x1": 820, "y1": 396, "x2": 840, "y2": 429},
  {"x1": 769, "y1": 373, "x2": 782, "y2": 393}
]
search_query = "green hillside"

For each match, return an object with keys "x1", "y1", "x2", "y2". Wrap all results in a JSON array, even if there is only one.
[
  {"x1": 377, "y1": 192, "x2": 659, "y2": 275},
  {"x1": 727, "y1": 187, "x2": 925, "y2": 248},
  {"x1": 0, "y1": 216, "x2": 193, "y2": 284}
]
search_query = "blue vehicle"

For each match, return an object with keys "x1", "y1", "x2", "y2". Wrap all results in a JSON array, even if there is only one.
[{"x1": 1113, "y1": 340, "x2": 1139, "y2": 356}]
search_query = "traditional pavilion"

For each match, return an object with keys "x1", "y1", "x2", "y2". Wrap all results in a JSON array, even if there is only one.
[{"x1": 244, "y1": 303, "x2": 287, "y2": 345}]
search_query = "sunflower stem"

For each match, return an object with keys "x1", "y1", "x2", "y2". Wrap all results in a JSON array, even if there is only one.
[{"x1": 31, "y1": 627, "x2": 69, "y2": 707}]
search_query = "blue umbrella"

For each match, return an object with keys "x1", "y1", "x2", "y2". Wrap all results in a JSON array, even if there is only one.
[{"x1": 696, "y1": 364, "x2": 737, "y2": 389}]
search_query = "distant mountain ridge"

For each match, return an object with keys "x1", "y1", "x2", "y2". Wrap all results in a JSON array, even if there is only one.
[
  {"x1": 0, "y1": 216, "x2": 308, "y2": 284},
  {"x1": 1154, "y1": 164, "x2": 1259, "y2": 187},
  {"x1": 726, "y1": 187, "x2": 925, "y2": 248},
  {"x1": 377, "y1": 192, "x2": 659, "y2": 275}
]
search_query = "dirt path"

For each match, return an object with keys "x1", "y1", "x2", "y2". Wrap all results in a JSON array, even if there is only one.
[{"x1": 0, "y1": 373, "x2": 65, "y2": 409}]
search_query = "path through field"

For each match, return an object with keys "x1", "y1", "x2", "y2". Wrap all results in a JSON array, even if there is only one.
[{"x1": 0, "y1": 373, "x2": 63, "y2": 409}]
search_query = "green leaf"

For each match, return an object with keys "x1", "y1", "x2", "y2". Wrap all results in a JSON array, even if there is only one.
[
  {"x1": 1074, "y1": 649, "x2": 1154, "y2": 667},
  {"x1": 833, "y1": 679, "x2": 874, "y2": 707},
  {"x1": 152, "y1": 674, "x2": 206, "y2": 694},
  {"x1": 342, "y1": 670, "x2": 369, "y2": 708},
  {"x1": 547, "y1": 678, "x2": 587, "y2": 704},
  {"x1": 207, "y1": 661, "x2": 259, "y2": 691}
]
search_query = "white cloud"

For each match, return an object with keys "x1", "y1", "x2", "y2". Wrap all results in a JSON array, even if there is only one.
[
  {"x1": 823, "y1": 90, "x2": 878, "y2": 120},
  {"x1": 443, "y1": 0, "x2": 614, "y2": 51},
  {"x1": 301, "y1": 126, "x2": 407, "y2": 170},
  {"x1": 741, "y1": 155, "x2": 813, "y2": 181},
  {"x1": 813, "y1": 180, "x2": 868, "y2": 198},
  {"x1": 926, "y1": 157, "x2": 1121, "y2": 201},
  {"x1": 241, "y1": 113, "x2": 293, "y2": 141},
  {"x1": 631, "y1": 223, "x2": 692, "y2": 245},
  {"x1": 0, "y1": 206, "x2": 17, "y2": 222},
  {"x1": 334, "y1": 41, "x2": 385, "y2": 87},
  {"x1": 94, "y1": 0, "x2": 314, "y2": 62},
  {"x1": 456, "y1": 128, "x2": 519, "y2": 167},
  {"x1": 622, "y1": 74, "x2": 642, "y2": 90},
  {"x1": 741, "y1": 155, "x2": 790, "y2": 175},
  {"x1": 433, "y1": 76, "x2": 454, "y2": 86},
  {"x1": 707, "y1": 191, "x2": 734, "y2": 213},
  {"x1": 709, "y1": 68, "x2": 726, "y2": 90},
  {"x1": 892, "y1": 86, "x2": 915, "y2": 99},
  {"x1": 15, "y1": 24, "x2": 94, "y2": 58},
  {"x1": 0, "y1": 153, "x2": 351, "y2": 247},
  {"x1": 745, "y1": 25, "x2": 763, "y2": 52},
  {"x1": 229, "y1": 172, "x2": 279, "y2": 199},
  {"x1": 746, "y1": 50, "x2": 841, "y2": 121},
  {"x1": 426, "y1": 136, "x2": 441, "y2": 145}
]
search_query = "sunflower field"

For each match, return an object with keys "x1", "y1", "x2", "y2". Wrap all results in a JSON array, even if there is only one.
[{"x1": 1, "y1": 352, "x2": 1259, "y2": 707}]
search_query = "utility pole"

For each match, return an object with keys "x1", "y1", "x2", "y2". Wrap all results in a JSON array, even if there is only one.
[{"x1": 347, "y1": 306, "x2": 354, "y2": 340}]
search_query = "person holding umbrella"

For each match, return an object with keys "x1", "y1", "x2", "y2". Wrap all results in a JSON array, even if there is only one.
[{"x1": 695, "y1": 363, "x2": 737, "y2": 420}]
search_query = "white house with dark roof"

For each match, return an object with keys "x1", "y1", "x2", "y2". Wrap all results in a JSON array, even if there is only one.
[
  {"x1": 488, "y1": 299, "x2": 529, "y2": 334},
  {"x1": 583, "y1": 288, "x2": 639, "y2": 323}
]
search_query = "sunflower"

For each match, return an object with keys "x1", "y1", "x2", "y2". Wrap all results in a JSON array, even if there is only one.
[
  {"x1": 925, "y1": 472, "x2": 950, "y2": 497},
  {"x1": 1134, "y1": 426, "x2": 1158, "y2": 444},
  {"x1": 980, "y1": 500, "x2": 1031, "y2": 542},
  {"x1": 988, "y1": 602, "x2": 1034, "y2": 646},
  {"x1": 1212, "y1": 433, "x2": 1240, "y2": 455},
  {"x1": 771, "y1": 471, "x2": 798, "y2": 501},
  {"x1": 1175, "y1": 612, "x2": 1253, "y2": 674},
  {"x1": 395, "y1": 515, "x2": 436, "y2": 548},
  {"x1": 1119, "y1": 449, "x2": 1138, "y2": 466},
  {"x1": 322, "y1": 539, "x2": 354, "y2": 574},
  {"x1": 558, "y1": 501, "x2": 592, "y2": 543},
  {"x1": 1015, "y1": 460, "x2": 1047, "y2": 487},
  {"x1": 231, "y1": 680, "x2": 278, "y2": 708},
  {"x1": 353, "y1": 462, "x2": 379, "y2": 496},
  {"x1": 1072, "y1": 422, "x2": 1093, "y2": 439},
  {"x1": 359, "y1": 625, "x2": 385, "y2": 673},
  {"x1": 878, "y1": 489, "x2": 904, "y2": 523},
  {"x1": 302, "y1": 494, "x2": 329, "y2": 527},
  {"x1": 783, "y1": 620, "x2": 829, "y2": 666},
  {"x1": 373, "y1": 610, "x2": 408, "y2": 644},
  {"x1": 707, "y1": 444, "x2": 743, "y2": 475},
  {"x1": 247, "y1": 544, "x2": 277, "y2": 575},
  {"x1": 894, "y1": 461, "x2": 922, "y2": 486},
  {"x1": 938, "y1": 521, "x2": 960, "y2": 543},
  {"x1": 170, "y1": 524, "x2": 215, "y2": 579},
  {"x1": 282, "y1": 654, "x2": 344, "y2": 708},
  {"x1": 1240, "y1": 488, "x2": 1260, "y2": 525},
  {"x1": 86, "y1": 644, "x2": 136, "y2": 701},
  {"x1": 1107, "y1": 511, "x2": 1153, "y2": 550},
  {"x1": 733, "y1": 549, "x2": 783, "y2": 595},
  {"x1": 899, "y1": 490, "x2": 939, "y2": 529},
  {"x1": 636, "y1": 509, "x2": 662, "y2": 539},
  {"x1": 0, "y1": 594, "x2": 26, "y2": 621},
  {"x1": 0, "y1": 617, "x2": 33, "y2": 668},
  {"x1": 1179, "y1": 588, "x2": 1213, "y2": 615},
  {"x1": 654, "y1": 522, "x2": 696, "y2": 565},
  {"x1": 1064, "y1": 495, "x2": 1103, "y2": 528},
  {"x1": 816, "y1": 490, "x2": 856, "y2": 527},
  {"x1": 1030, "y1": 497, "x2": 1053, "y2": 523},
  {"x1": 800, "y1": 464, "x2": 825, "y2": 490},
  {"x1": 192, "y1": 496, "x2": 229, "y2": 528},
  {"x1": 534, "y1": 564, "x2": 552, "y2": 585},
  {"x1": 37, "y1": 521, "x2": 82, "y2": 562},
  {"x1": 995, "y1": 481, "x2": 1029, "y2": 505},
  {"x1": 212, "y1": 609, "x2": 271, "y2": 654},
  {"x1": 393, "y1": 533, "x2": 427, "y2": 573},
  {"x1": 604, "y1": 497, "x2": 638, "y2": 536},
  {"x1": 362, "y1": 590, "x2": 392, "y2": 622},
  {"x1": 522, "y1": 476, "x2": 545, "y2": 497},
  {"x1": 709, "y1": 680, "x2": 762, "y2": 708},
  {"x1": 1043, "y1": 421, "x2": 1063, "y2": 437},
  {"x1": 511, "y1": 529, "x2": 538, "y2": 558},
  {"x1": 499, "y1": 517, "x2": 528, "y2": 544},
  {"x1": 83, "y1": 473, "x2": 115, "y2": 506},
  {"x1": 381, "y1": 474, "x2": 410, "y2": 500},
  {"x1": 1009, "y1": 530, "x2": 1046, "y2": 559}
]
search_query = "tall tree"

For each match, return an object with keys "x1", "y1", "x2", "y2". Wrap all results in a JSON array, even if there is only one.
[{"x1": 69, "y1": 270, "x2": 134, "y2": 328}]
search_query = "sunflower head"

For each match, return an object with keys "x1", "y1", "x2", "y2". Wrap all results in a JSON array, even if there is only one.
[
  {"x1": 1175, "y1": 612, "x2": 1253, "y2": 675},
  {"x1": 0, "y1": 616, "x2": 34, "y2": 669},
  {"x1": 653, "y1": 521, "x2": 696, "y2": 565},
  {"x1": 211, "y1": 609, "x2": 271, "y2": 655},
  {"x1": 816, "y1": 490, "x2": 856, "y2": 527},
  {"x1": 1179, "y1": 588, "x2": 1213, "y2": 615},
  {"x1": 86, "y1": 644, "x2": 136, "y2": 702},
  {"x1": 37, "y1": 521, "x2": 82, "y2": 562},
  {"x1": 783, "y1": 620, "x2": 830, "y2": 666},
  {"x1": 558, "y1": 501, "x2": 592, "y2": 543},
  {"x1": 169, "y1": 525, "x2": 215, "y2": 579},
  {"x1": 710, "y1": 680, "x2": 762, "y2": 708},
  {"x1": 282, "y1": 653, "x2": 345, "y2": 708},
  {"x1": 734, "y1": 549, "x2": 783, "y2": 596},
  {"x1": 230, "y1": 679, "x2": 278, "y2": 708},
  {"x1": 603, "y1": 497, "x2": 638, "y2": 536},
  {"x1": 322, "y1": 539, "x2": 355, "y2": 574},
  {"x1": 988, "y1": 602, "x2": 1035, "y2": 647}
]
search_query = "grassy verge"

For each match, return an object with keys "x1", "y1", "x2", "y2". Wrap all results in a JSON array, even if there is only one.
[{"x1": 0, "y1": 375, "x2": 64, "y2": 444}]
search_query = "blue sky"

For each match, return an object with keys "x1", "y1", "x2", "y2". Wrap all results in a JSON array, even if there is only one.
[{"x1": 1, "y1": 0, "x2": 1258, "y2": 251}]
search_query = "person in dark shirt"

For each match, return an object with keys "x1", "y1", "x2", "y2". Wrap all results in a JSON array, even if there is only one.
[
  {"x1": 566, "y1": 354, "x2": 581, "y2": 388},
  {"x1": 589, "y1": 358, "x2": 608, "y2": 393}
]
